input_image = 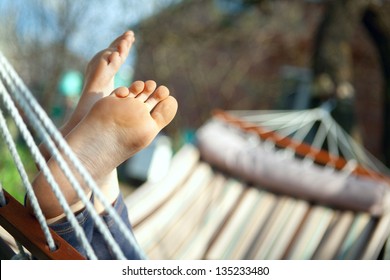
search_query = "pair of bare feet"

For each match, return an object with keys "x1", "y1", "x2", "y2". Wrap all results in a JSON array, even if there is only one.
[{"x1": 27, "y1": 31, "x2": 178, "y2": 221}]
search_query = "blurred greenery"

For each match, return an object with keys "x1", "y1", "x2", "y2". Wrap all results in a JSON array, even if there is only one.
[{"x1": 0, "y1": 138, "x2": 37, "y2": 204}]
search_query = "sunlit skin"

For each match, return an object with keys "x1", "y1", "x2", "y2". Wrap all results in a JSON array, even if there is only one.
[
  {"x1": 30, "y1": 31, "x2": 178, "y2": 220},
  {"x1": 37, "y1": 30, "x2": 135, "y2": 216}
]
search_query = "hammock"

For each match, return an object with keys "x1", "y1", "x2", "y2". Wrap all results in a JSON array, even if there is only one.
[
  {"x1": 1, "y1": 50, "x2": 390, "y2": 259},
  {"x1": 125, "y1": 111, "x2": 390, "y2": 259},
  {"x1": 197, "y1": 110, "x2": 390, "y2": 215},
  {"x1": 0, "y1": 52, "x2": 143, "y2": 260}
]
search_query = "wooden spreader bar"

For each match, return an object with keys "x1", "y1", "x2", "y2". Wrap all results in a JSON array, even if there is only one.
[{"x1": 0, "y1": 190, "x2": 85, "y2": 260}]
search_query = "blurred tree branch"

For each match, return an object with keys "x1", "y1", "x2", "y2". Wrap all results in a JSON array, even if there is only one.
[{"x1": 0, "y1": 0, "x2": 114, "y2": 116}]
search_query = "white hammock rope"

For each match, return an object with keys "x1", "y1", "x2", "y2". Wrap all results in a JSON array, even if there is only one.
[
  {"x1": 0, "y1": 52, "x2": 145, "y2": 259},
  {"x1": 0, "y1": 104, "x2": 57, "y2": 252},
  {"x1": 0, "y1": 74, "x2": 97, "y2": 258}
]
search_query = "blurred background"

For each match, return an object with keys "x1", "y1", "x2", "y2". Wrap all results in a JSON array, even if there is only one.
[{"x1": 1, "y1": 0, "x2": 390, "y2": 198}]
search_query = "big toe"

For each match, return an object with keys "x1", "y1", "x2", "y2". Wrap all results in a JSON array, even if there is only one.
[
  {"x1": 109, "y1": 30, "x2": 134, "y2": 49},
  {"x1": 151, "y1": 96, "x2": 178, "y2": 129},
  {"x1": 117, "y1": 33, "x2": 134, "y2": 57}
]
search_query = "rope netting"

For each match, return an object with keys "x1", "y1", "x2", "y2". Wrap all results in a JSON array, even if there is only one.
[
  {"x1": 225, "y1": 108, "x2": 390, "y2": 176},
  {"x1": 0, "y1": 52, "x2": 144, "y2": 260}
]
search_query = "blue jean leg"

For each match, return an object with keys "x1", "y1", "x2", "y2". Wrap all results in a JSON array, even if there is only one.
[
  {"x1": 91, "y1": 194, "x2": 147, "y2": 260},
  {"x1": 49, "y1": 204, "x2": 94, "y2": 258},
  {"x1": 49, "y1": 194, "x2": 146, "y2": 260}
]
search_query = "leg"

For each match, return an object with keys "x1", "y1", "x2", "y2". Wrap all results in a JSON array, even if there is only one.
[
  {"x1": 40, "y1": 31, "x2": 135, "y2": 214},
  {"x1": 28, "y1": 82, "x2": 178, "y2": 220}
]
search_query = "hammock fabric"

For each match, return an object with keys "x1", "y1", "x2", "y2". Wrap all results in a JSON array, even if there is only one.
[
  {"x1": 126, "y1": 144, "x2": 390, "y2": 259},
  {"x1": 197, "y1": 115, "x2": 390, "y2": 215},
  {"x1": 125, "y1": 110, "x2": 390, "y2": 260}
]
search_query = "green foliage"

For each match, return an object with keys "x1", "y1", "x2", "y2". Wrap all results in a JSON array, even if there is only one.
[{"x1": 0, "y1": 142, "x2": 37, "y2": 204}]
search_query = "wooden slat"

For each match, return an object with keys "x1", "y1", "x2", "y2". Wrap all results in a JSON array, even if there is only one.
[
  {"x1": 265, "y1": 199, "x2": 309, "y2": 259},
  {"x1": 312, "y1": 211, "x2": 355, "y2": 259},
  {"x1": 0, "y1": 190, "x2": 84, "y2": 260},
  {"x1": 176, "y1": 179, "x2": 244, "y2": 259},
  {"x1": 384, "y1": 234, "x2": 390, "y2": 260},
  {"x1": 284, "y1": 205, "x2": 334, "y2": 259},
  {"x1": 126, "y1": 145, "x2": 200, "y2": 227},
  {"x1": 133, "y1": 163, "x2": 215, "y2": 258},
  {"x1": 0, "y1": 231, "x2": 16, "y2": 259},
  {"x1": 253, "y1": 197, "x2": 300, "y2": 259},
  {"x1": 335, "y1": 213, "x2": 372, "y2": 259},
  {"x1": 147, "y1": 173, "x2": 222, "y2": 259},
  {"x1": 233, "y1": 191, "x2": 278, "y2": 259},
  {"x1": 205, "y1": 188, "x2": 260, "y2": 259},
  {"x1": 345, "y1": 217, "x2": 377, "y2": 259},
  {"x1": 362, "y1": 212, "x2": 390, "y2": 259}
]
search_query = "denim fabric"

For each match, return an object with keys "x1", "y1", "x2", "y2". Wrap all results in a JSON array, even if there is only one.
[{"x1": 49, "y1": 194, "x2": 146, "y2": 260}]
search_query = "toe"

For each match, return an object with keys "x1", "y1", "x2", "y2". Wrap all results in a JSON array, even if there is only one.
[
  {"x1": 106, "y1": 31, "x2": 134, "y2": 63},
  {"x1": 151, "y1": 96, "x2": 178, "y2": 129},
  {"x1": 112, "y1": 87, "x2": 130, "y2": 98},
  {"x1": 145, "y1": 85, "x2": 170, "y2": 111},
  {"x1": 135, "y1": 80, "x2": 157, "y2": 102},
  {"x1": 128, "y1": 81, "x2": 145, "y2": 97},
  {"x1": 123, "y1": 30, "x2": 134, "y2": 37},
  {"x1": 109, "y1": 30, "x2": 133, "y2": 48},
  {"x1": 117, "y1": 34, "x2": 134, "y2": 58}
]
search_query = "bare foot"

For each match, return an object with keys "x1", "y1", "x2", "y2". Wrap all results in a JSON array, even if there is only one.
[
  {"x1": 39, "y1": 31, "x2": 135, "y2": 215},
  {"x1": 60, "y1": 30, "x2": 135, "y2": 136},
  {"x1": 29, "y1": 81, "x2": 178, "y2": 220}
]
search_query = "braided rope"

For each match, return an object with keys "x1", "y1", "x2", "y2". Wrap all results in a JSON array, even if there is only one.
[
  {"x1": 0, "y1": 56, "x2": 106, "y2": 259},
  {"x1": 0, "y1": 104, "x2": 57, "y2": 251},
  {"x1": 0, "y1": 52, "x2": 145, "y2": 259},
  {"x1": 0, "y1": 89, "x2": 99, "y2": 259},
  {"x1": 3, "y1": 58, "x2": 145, "y2": 259},
  {"x1": 0, "y1": 54, "x2": 145, "y2": 259}
]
